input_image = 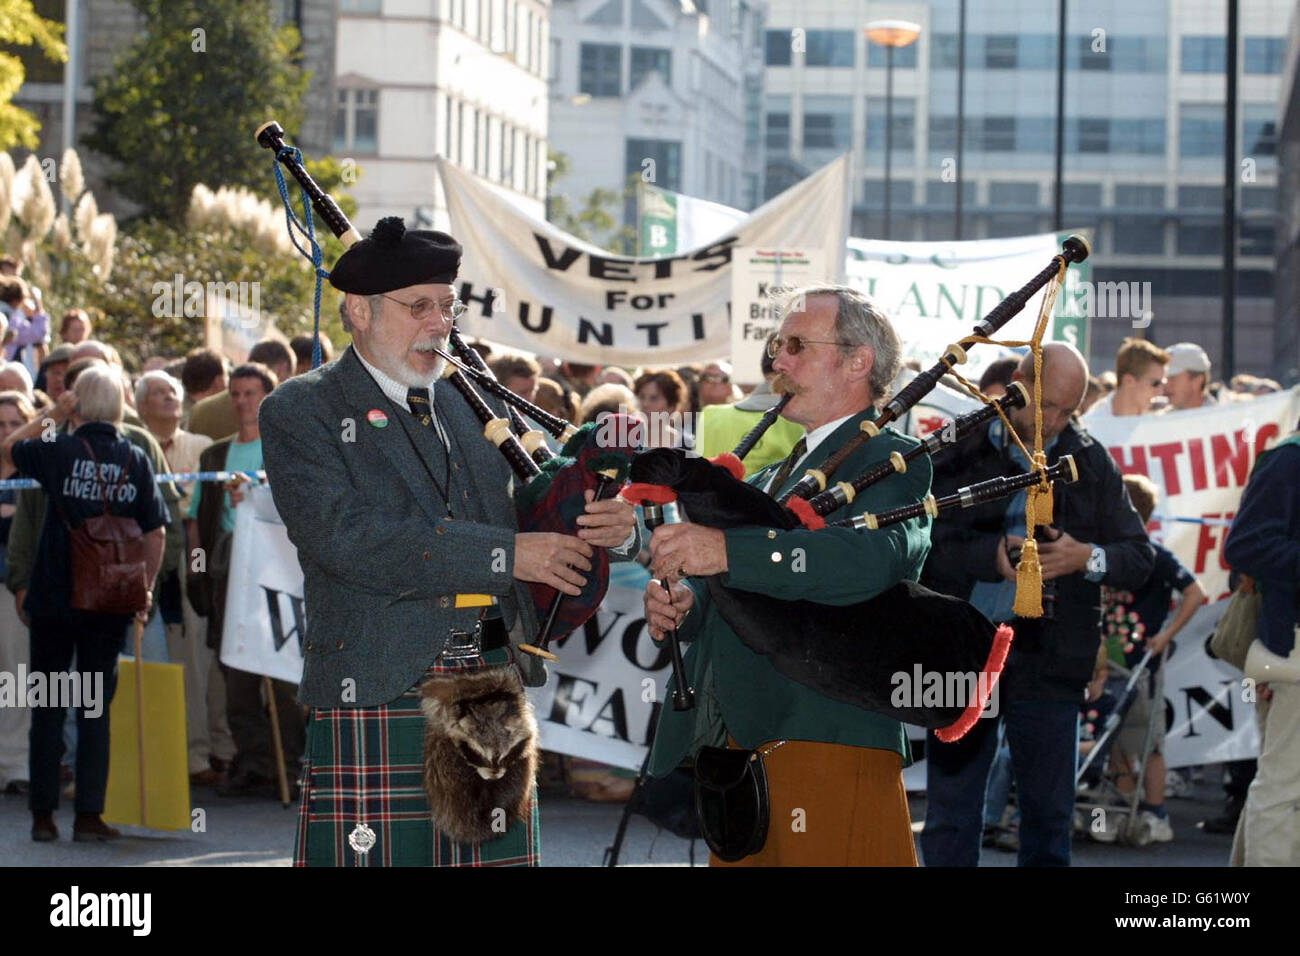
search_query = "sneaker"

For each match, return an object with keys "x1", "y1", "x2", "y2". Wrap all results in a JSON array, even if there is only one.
[{"x1": 1142, "y1": 810, "x2": 1174, "y2": 843}]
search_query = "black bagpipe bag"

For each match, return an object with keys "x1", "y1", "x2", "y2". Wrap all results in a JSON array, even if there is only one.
[{"x1": 631, "y1": 448, "x2": 1012, "y2": 740}]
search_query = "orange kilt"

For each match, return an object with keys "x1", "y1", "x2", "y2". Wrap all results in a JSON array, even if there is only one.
[{"x1": 710, "y1": 739, "x2": 918, "y2": 867}]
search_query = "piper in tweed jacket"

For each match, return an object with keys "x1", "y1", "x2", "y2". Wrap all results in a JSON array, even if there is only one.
[{"x1": 261, "y1": 344, "x2": 635, "y2": 707}]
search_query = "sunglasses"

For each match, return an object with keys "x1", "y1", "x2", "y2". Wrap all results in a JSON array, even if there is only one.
[
  {"x1": 381, "y1": 294, "x2": 467, "y2": 322},
  {"x1": 766, "y1": 335, "x2": 852, "y2": 358}
]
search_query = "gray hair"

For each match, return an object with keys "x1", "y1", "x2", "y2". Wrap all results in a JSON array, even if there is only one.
[
  {"x1": 74, "y1": 364, "x2": 124, "y2": 424},
  {"x1": 134, "y1": 368, "x2": 183, "y2": 409},
  {"x1": 339, "y1": 295, "x2": 354, "y2": 334},
  {"x1": 0, "y1": 360, "x2": 33, "y2": 397},
  {"x1": 775, "y1": 284, "x2": 901, "y2": 406}
]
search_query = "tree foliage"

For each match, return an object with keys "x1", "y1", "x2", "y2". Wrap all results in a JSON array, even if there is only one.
[
  {"x1": 546, "y1": 149, "x2": 636, "y2": 253},
  {"x1": 0, "y1": 0, "x2": 66, "y2": 149},
  {"x1": 84, "y1": 0, "x2": 308, "y2": 221}
]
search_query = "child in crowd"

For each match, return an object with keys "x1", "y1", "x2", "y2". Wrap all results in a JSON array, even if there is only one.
[{"x1": 1097, "y1": 474, "x2": 1206, "y2": 842}]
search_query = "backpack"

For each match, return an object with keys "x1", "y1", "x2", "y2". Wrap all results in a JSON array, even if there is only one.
[{"x1": 60, "y1": 437, "x2": 149, "y2": 615}]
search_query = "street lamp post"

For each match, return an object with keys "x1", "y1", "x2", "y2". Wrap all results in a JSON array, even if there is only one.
[{"x1": 865, "y1": 20, "x2": 921, "y2": 240}]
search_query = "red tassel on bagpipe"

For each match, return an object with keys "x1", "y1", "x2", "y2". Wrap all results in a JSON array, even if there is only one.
[
  {"x1": 708, "y1": 452, "x2": 746, "y2": 481},
  {"x1": 786, "y1": 495, "x2": 826, "y2": 530},
  {"x1": 934, "y1": 623, "x2": 1015, "y2": 743}
]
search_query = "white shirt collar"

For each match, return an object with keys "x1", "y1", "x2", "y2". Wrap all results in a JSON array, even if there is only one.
[
  {"x1": 798, "y1": 412, "x2": 856, "y2": 464},
  {"x1": 352, "y1": 346, "x2": 438, "y2": 409}
]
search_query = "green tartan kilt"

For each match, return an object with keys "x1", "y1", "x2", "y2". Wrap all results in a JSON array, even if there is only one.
[{"x1": 294, "y1": 651, "x2": 540, "y2": 867}]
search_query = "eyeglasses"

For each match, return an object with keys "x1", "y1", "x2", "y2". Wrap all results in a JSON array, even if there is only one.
[
  {"x1": 766, "y1": 335, "x2": 853, "y2": 358},
  {"x1": 700, "y1": 372, "x2": 730, "y2": 384},
  {"x1": 380, "y1": 294, "x2": 467, "y2": 322}
]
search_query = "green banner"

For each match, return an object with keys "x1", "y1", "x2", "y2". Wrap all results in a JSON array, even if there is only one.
[{"x1": 637, "y1": 183, "x2": 678, "y2": 257}]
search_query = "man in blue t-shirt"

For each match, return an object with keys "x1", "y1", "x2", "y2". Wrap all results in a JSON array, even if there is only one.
[
  {"x1": 1099, "y1": 474, "x2": 1205, "y2": 843},
  {"x1": 185, "y1": 362, "x2": 304, "y2": 799}
]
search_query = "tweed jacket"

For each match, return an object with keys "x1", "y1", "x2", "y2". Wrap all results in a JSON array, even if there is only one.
[{"x1": 260, "y1": 346, "x2": 548, "y2": 707}]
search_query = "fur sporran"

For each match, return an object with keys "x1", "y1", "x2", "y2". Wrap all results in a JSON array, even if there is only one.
[{"x1": 418, "y1": 666, "x2": 539, "y2": 844}]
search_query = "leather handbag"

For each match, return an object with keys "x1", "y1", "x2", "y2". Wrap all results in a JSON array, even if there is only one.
[
  {"x1": 62, "y1": 439, "x2": 149, "y2": 616},
  {"x1": 1209, "y1": 577, "x2": 1260, "y2": 672},
  {"x1": 693, "y1": 744, "x2": 773, "y2": 862}
]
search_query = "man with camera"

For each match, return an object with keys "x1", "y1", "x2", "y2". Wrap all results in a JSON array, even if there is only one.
[{"x1": 919, "y1": 343, "x2": 1155, "y2": 866}]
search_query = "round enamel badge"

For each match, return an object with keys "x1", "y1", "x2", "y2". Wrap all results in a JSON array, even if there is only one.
[{"x1": 366, "y1": 408, "x2": 389, "y2": 428}]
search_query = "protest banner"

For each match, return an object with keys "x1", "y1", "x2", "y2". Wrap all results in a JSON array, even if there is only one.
[
  {"x1": 846, "y1": 231, "x2": 1094, "y2": 383},
  {"x1": 529, "y1": 564, "x2": 671, "y2": 771},
  {"x1": 729, "y1": 247, "x2": 829, "y2": 385},
  {"x1": 438, "y1": 154, "x2": 850, "y2": 366},
  {"x1": 220, "y1": 486, "x2": 306, "y2": 685}
]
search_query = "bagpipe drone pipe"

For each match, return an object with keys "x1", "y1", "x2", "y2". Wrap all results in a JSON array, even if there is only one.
[
  {"x1": 626, "y1": 237, "x2": 1089, "y2": 740},
  {"x1": 257, "y1": 120, "x2": 638, "y2": 647}
]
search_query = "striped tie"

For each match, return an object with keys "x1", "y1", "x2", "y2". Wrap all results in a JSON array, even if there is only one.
[
  {"x1": 406, "y1": 387, "x2": 432, "y2": 426},
  {"x1": 768, "y1": 437, "x2": 807, "y2": 492}
]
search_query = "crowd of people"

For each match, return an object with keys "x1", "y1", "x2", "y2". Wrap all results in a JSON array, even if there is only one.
[{"x1": 0, "y1": 235, "x2": 1292, "y2": 865}]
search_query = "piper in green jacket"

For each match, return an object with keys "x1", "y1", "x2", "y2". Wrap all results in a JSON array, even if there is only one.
[{"x1": 644, "y1": 286, "x2": 933, "y2": 865}]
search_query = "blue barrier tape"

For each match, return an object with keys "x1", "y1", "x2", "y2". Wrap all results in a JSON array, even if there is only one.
[{"x1": 0, "y1": 470, "x2": 267, "y2": 490}]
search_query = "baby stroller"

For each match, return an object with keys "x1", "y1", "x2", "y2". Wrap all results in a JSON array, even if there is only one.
[{"x1": 1073, "y1": 647, "x2": 1167, "y2": 846}]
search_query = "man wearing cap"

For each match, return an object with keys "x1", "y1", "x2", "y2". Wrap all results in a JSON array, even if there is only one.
[
  {"x1": 35, "y1": 344, "x2": 73, "y2": 401},
  {"x1": 260, "y1": 218, "x2": 637, "y2": 866},
  {"x1": 1160, "y1": 343, "x2": 1217, "y2": 412}
]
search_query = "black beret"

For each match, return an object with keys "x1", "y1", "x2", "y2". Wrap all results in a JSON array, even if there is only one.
[{"x1": 328, "y1": 217, "x2": 462, "y2": 294}]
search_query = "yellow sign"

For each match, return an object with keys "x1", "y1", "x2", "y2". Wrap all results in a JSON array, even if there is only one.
[{"x1": 104, "y1": 658, "x2": 192, "y2": 831}]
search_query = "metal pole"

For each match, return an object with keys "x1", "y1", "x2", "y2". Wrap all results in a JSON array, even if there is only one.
[
  {"x1": 1053, "y1": 0, "x2": 1066, "y2": 230},
  {"x1": 884, "y1": 44, "x2": 894, "y2": 240},
  {"x1": 955, "y1": 0, "x2": 966, "y2": 239},
  {"x1": 61, "y1": 0, "x2": 79, "y2": 164},
  {"x1": 1223, "y1": 0, "x2": 1238, "y2": 379}
]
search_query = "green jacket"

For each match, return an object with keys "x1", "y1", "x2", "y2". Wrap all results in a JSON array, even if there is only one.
[
  {"x1": 648, "y1": 407, "x2": 933, "y2": 777},
  {"x1": 5, "y1": 422, "x2": 181, "y2": 593}
]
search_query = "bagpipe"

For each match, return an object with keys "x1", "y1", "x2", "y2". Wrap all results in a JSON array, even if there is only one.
[
  {"x1": 256, "y1": 120, "x2": 639, "y2": 651},
  {"x1": 625, "y1": 235, "x2": 1090, "y2": 741}
]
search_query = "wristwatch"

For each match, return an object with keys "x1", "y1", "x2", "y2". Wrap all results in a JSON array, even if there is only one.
[{"x1": 1084, "y1": 545, "x2": 1107, "y2": 583}]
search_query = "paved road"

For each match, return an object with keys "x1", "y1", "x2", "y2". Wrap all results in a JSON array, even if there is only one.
[{"x1": 0, "y1": 774, "x2": 1238, "y2": 866}]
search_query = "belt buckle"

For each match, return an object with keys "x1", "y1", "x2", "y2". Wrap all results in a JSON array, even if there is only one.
[{"x1": 442, "y1": 620, "x2": 483, "y2": 661}]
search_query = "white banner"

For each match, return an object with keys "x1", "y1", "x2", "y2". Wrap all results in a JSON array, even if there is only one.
[
  {"x1": 846, "y1": 231, "x2": 1092, "y2": 382},
  {"x1": 1084, "y1": 388, "x2": 1300, "y2": 601},
  {"x1": 438, "y1": 155, "x2": 849, "y2": 366},
  {"x1": 530, "y1": 564, "x2": 670, "y2": 771},
  {"x1": 218, "y1": 493, "x2": 666, "y2": 769},
  {"x1": 728, "y1": 247, "x2": 828, "y2": 385},
  {"x1": 219, "y1": 486, "x2": 306, "y2": 684}
]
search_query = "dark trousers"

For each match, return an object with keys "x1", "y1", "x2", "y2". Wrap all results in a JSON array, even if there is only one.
[
  {"x1": 922, "y1": 698, "x2": 1080, "y2": 867},
  {"x1": 28, "y1": 613, "x2": 128, "y2": 814},
  {"x1": 224, "y1": 666, "x2": 304, "y2": 779},
  {"x1": 1224, "y1": 759, "x2": 1257, "y2": 800}
]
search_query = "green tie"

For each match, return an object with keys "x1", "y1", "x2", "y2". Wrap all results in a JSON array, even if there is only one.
[{"x1": 768, "y1": 437, "x2": 807, "y2": 492}]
